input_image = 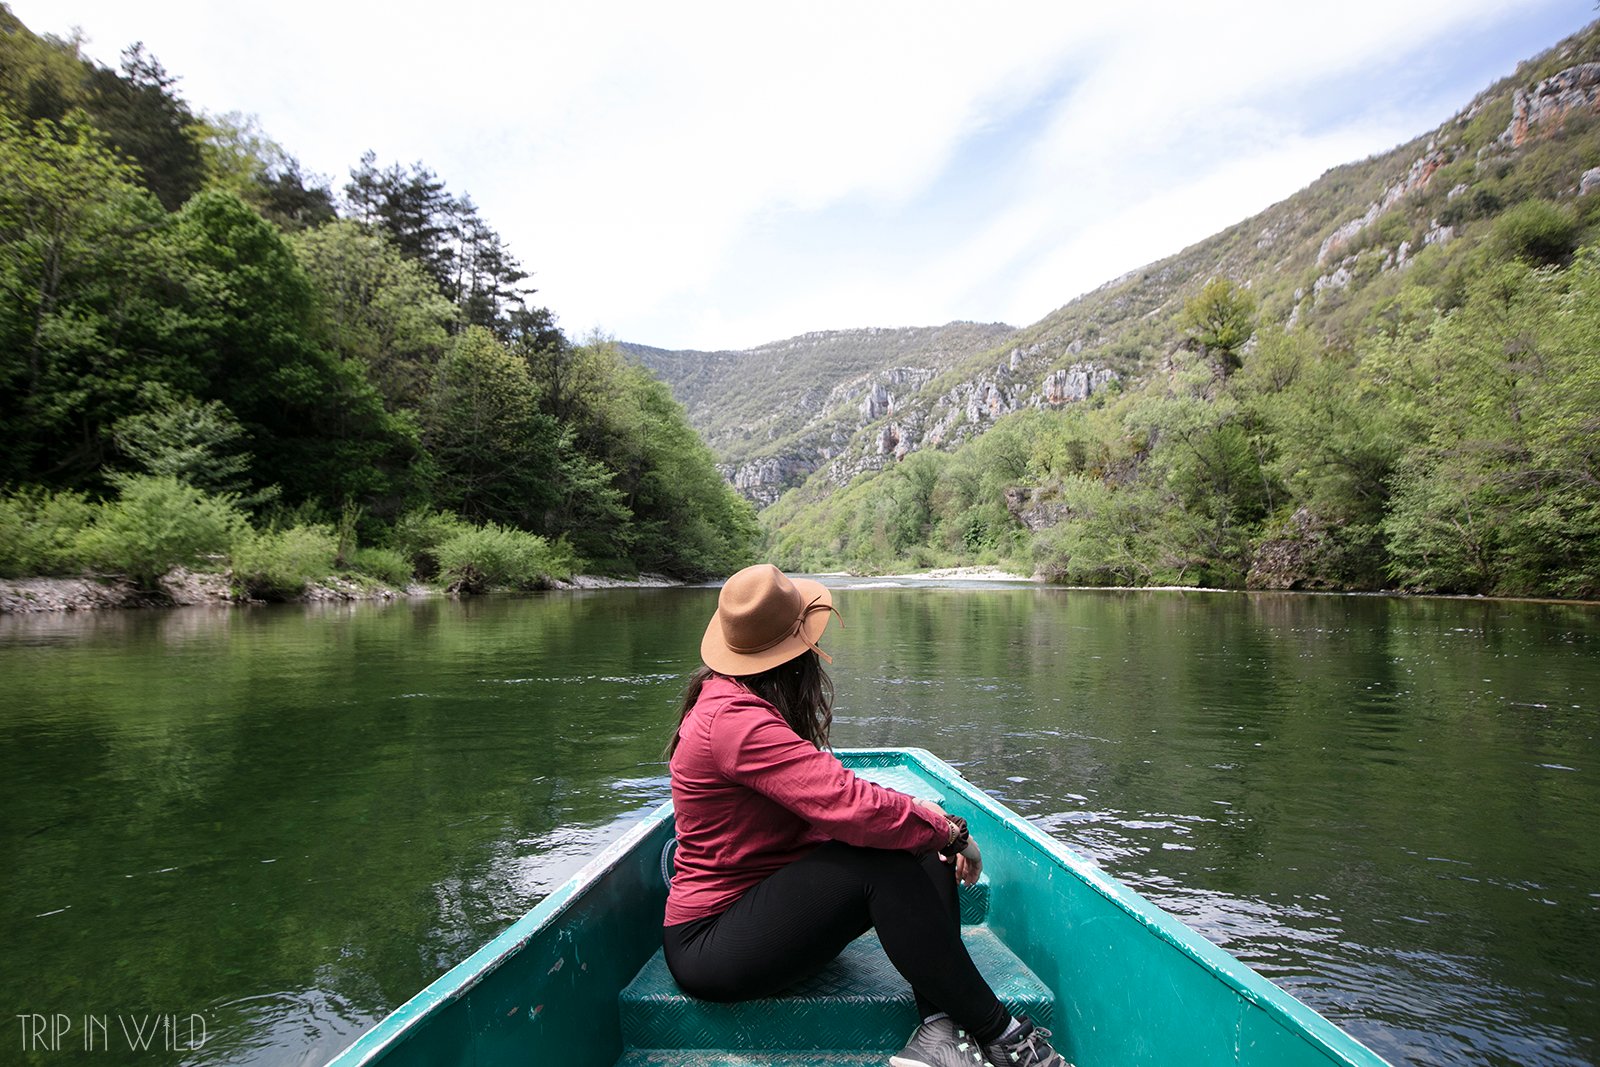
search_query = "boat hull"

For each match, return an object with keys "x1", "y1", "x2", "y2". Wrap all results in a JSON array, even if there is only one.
[{"x1": 325, "y1": 748, "x2": 1391, "y2": 1066}]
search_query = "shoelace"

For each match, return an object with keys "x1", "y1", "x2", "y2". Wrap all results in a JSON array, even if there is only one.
[
  {"x1": 1024, "y1": 1026, "x2": 1062, "y2": 1065},
  {"x1": 953, "y1": 1029, "x2": 994, "y2": 1067},
  {"x1": 994, "y1": 1024, "x2": 1058, "y2": 1066}
]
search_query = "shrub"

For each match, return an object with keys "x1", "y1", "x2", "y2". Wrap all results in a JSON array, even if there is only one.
[
  {"x1": 76, "y1": 475, "x2": 244, "y2": 588},
  {"x1": 1491, "y1": 199, "x2": 1578, "y2": 265},
  {"x1": 389, "y1": 509, "x2": 471, "y2": 580},
  {"x1": 0, "y1": 487, "x2": 94, "y2": 577},
  {"x1": 109, "y1": 387, "x2": 261, "y2": 500},
  {"x1": 349, "y1": 546, "x2": 412, "y2": 587},
  {"x1": 231, "y1": 524, "x2": 338, "y2": 600},
  {"x1": 435, "y1": 523, "x2": 570, "y2": 594}
]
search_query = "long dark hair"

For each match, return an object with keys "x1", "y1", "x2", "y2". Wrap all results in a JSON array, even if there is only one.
[{"x1": 667, "y1": 650, "x2": 834, "y2": 757}]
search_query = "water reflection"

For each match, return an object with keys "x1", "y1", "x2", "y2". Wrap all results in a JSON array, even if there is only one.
[{"x1": 2, "y1": 588, "x2": 1597, "y2": 1066}]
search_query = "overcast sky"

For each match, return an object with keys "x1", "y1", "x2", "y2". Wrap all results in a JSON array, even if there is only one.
[{"x1": 13, "y1": 1, "x2": 1597, "y2": 351}]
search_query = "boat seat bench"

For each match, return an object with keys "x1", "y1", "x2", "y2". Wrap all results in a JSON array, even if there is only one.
[
  {"x1": 617, "y1": 1053, "x2": 894, "y2": 1066},
  {"x1": 617, "y1": 876, "x2": 1053, "y2": 1062}
]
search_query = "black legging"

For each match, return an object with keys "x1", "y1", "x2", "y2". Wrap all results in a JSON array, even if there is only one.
[{"x1": 663, "y1": 841, "x2": 1010, "y2": 1045}]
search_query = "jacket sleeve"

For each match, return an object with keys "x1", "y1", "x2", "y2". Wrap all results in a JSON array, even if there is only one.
[{"x1": 710, "y1": 697, "x2": 950, "y2": 853}]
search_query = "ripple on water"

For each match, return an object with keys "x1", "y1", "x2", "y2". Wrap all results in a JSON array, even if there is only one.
[
  {"x1": 1026, "y1": 811, "x2": 1600, "y2": 1067},
  {"x1": 199, "y1": 984, "x2": 376, "y2": 1067}
]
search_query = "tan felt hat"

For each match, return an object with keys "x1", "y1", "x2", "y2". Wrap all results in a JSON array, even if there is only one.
[{"x1": 701, "y1": 564, "x2": 840, "y2": 676}]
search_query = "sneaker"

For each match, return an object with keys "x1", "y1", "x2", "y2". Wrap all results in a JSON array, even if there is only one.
[
  {"x1": 890, "y1": 1016, "x2": 991, "y2": 1067},
  {"x1": 981, "y1": 1016, "x2": 1070, "y2": 1067}
]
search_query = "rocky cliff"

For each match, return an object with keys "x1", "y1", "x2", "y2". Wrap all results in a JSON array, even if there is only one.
[
  {"x1": 622, "y1": 323, "x2": 1015, "y2": 505},
  {"x1": 624, "y1": 322, "x2": 1129, "y2": 504}
]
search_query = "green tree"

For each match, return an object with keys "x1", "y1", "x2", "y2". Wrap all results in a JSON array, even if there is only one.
[
  {"x1": 541, "y1": 335, "x2": 756, "y2": 576},
  {"x1": 0, "y1": 19, "x2": 207, "y2": 210},
  {"x1": 605, "y1": 363, "x2": 757, "y2": 575},
  {"x1": 1258, "y1": 348, "x2": 1408, "y2": 586},
  {"x1": 344, "y1": 152, "x2": 457, "y2": 293},
  {"x1": 450, "y1": 194, "x2": 530, "y2": 331},
  {"x1": 1381, "y1": 258, "x2": 1600, "y2": 596},
  {"x1": 230, "y1": 523, "x2": 337, "y2": 600},
  {"x1": 83, "y1": 43, "x2": 206, "y2": 210},
  {"x1": 292, "y1": 220, "x2": 456, "y2": 410},
  {"x1": 198, "y1": 111, "x2": 335, "y2": 231},
  {"x1": 0, "y1": 7, "x2": 90, "y2": 123},
  {"x1": 423, "y1": 326, "x2": 563, "y2": 527},
  {"x1": 0, "y1": 485, "x2": 93, "y2": 576},
  {"x1": 1180, "y1": 277, "x2": 1257, "y2": 376},
  {"x1": 1030, "y1": 475, "x2": 1193, "y2": 585},
  {"x1": 343, "y1": 151, "x2": 544, "y2": 338},
  {"x1": 1383, "y1": 455, "x2": 1502, "y2": 593},
  {"x1": 846, "y1": 450, "x2": 942, "y2": 568},
  {"x1": 166, "y1": 188, "x2": 421, "y2": 512},
  {"x1": 0, "y1": 114, "x2": 178, "y2": 487}
]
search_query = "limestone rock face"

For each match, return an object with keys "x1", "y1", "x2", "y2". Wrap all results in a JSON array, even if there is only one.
[
  {"x1": 1581, "y1": 166, "x2": 1600, "y2": 195},
  {"x1": 820, "y1": 359, "x2": 1119, "y2": 487},
  {"x1": 1040, "y1": 364, "x2": 1117, "y2": 405},
  {"x1": 860, "y1": 381, "x2": 893, "y2": 420},
  {"x1": 1502, "y1": 63, "x2": 1600, "y2": 147},
  {"x1": 876, "y1": 423, "x2": 904, "y2": 457},
  {"x1": 1313, "y1": 263, "x2": 1354, "y2": 297},
  {"x1": 724, "y1": 453, "x2": 820, "y2": 509},
  {"x1": 1317, "y1": 206, "x2": 1381, "y2": 266},
  {"x1": 623, "y1": 323, "x2": 1015, "y2": 506},
  {"x1": 852, "y1": 367, "x2": 936, "y2": 421},
  {"x1": 1318, "y1": 143, "x2": 1447, "y2": 264}
]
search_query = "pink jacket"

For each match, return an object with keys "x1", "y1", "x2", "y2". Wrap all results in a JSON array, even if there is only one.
[{"x1": 664, "y1": 675, "x2": 949, "y2": 925}]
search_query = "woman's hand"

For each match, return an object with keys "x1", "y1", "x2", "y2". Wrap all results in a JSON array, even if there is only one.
[
  {"x1": 953, "y1": 838, "x2": 982, "y2": 886},
  {"x1": 915, "y1": 798, "x2": 981, "y2": 885}
]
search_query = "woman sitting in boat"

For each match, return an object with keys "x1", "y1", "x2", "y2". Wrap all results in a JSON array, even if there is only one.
[{"x1": 664, "y1": 563, "x2": 1070, "y2": 1067}]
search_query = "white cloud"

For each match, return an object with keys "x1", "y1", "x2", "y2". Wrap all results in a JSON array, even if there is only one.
[{"x1": 12, "y1": 0, "x2": 1594, "y2": 349}]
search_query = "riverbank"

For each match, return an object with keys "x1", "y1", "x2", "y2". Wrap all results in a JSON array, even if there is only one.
[
  {"x1": 0, "y1": 570, "x2": 422, "y2": 614},
  {"x1": 821, "y1": 565, "x2": 1041, "y2": 584},
  {"x1": 549, "y1": 573, "x2": 678, "y2": 590},
  {"x1": 0, "y1": 571, "x2": 682, "y2": 613},
  {"x1": 894, "y1": 565, "x2": 1039, "y2": 582}
]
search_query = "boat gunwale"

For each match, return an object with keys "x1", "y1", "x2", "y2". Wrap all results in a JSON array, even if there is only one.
[{"x1": 849, "y1": 747, "x2": 1392, "y2": 1067}]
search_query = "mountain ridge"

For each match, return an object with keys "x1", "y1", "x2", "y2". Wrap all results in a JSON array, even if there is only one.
[
  {"x1": 621, "y1": 321, "x2": 1016, "y2": 505},
  {"x1": 632, "y1": 19, "x2": 1600, "y2": 499},
  {"x1": 625, "y1": 20, "x2": 1600, "y2": 597}
]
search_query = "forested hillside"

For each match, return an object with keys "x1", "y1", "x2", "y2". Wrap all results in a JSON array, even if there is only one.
[
  {"x1": 0, "y1": 6, "x2": 756, "y2": 596},
  {"x1": 754, "y1": 22, "x2": 1600, "y2": 599}
]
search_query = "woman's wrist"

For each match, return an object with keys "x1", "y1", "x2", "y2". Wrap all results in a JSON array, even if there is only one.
[{"x1": 944, "y1": 815, "x2": 970, "y2": 857}]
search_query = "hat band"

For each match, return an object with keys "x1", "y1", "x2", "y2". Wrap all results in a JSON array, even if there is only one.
[{"x1": 725, "y1": 595, "x2": 842, "y2": 665}]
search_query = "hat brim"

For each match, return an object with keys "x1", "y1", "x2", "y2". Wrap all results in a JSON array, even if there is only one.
[{"x1": 701, "y1": 577, "x2": 834, "y2": 676}]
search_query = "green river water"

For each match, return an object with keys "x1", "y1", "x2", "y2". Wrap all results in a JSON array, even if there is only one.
[{"x1": 1, "y1": 583, "x2": 1596, "y2": 1066}]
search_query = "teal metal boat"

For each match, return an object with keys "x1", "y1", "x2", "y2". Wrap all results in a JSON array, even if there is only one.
[{"x1": 325, "y1": 749, "x2": 1393, "y2": 1066}]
